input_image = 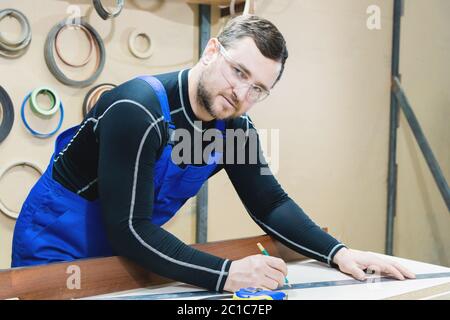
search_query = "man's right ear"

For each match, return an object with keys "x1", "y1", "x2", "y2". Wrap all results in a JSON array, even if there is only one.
[{"x1": 201, "y1": 38, "x2": 220, "y2": 65}]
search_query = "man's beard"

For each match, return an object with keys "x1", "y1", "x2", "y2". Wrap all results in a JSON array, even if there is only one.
[
  {"x1": 197, "y1": 72, "x2": 217, "y2": 119},
  {"x1": 197, "y1": 72, "x2": 239, "y2": 121}
]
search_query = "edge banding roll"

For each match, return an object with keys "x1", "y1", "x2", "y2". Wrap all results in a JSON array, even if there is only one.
[
  {"x1": 0, "y1": 8, "x2": 32, "y2": 59},
  {"x1": 0, "y1": 85, "x2": 14, "y2": 143},
  {"x1": 128, "y1": 29, "x2": 153, "y2": 59},
  {"x1": 54, "y1": 24, "x2": 95, "y2": 68},
  {"x1": 44, "y1": 18, "x2": 105, "y2": 88},
  {"x1": 93, "y1": 0, "x2": 125, "y2": 20},
  {"x1": 0, "y1": 161, "x2": 43, "y2": 220},
  {"x1": 82, "y1": 83, "x2": 116, "y2": 117}
]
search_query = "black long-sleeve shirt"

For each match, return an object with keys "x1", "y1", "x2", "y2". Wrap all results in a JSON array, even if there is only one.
[{"x1": 52, "y1": 69, "x2": 346, "y2": 292}]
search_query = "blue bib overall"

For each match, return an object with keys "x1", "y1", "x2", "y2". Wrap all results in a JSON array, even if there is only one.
[{"x1": 11, "y1": 76, "x2": 225, "y2": 267}]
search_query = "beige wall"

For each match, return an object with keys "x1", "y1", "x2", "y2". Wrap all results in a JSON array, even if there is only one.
[
  {"x1": 209, "y1": 0, "x2": 395, "y2": 253},
  {"x1": 395, "y1": 0, "x2": 450, "y2": 266},
  {"x1": 0, "y1": 0, "x2": 448, "y2": 270},
  {"x1": 208, "y1": 0, "x2": 449, "y2": 267}
]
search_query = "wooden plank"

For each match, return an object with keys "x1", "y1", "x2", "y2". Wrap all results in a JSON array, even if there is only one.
[
  {"x1": 385, "y1": 281, "x2": 450, "y2": 300},
  {"x1": 186, "y1": 1, "x2": 252, "y2": 20},
  {"x1": 220, "y1": 2, "x2": 246, "y2": 17},
  {"x1": 0, "y1": 234, "x2": 319, "y2": 300}
]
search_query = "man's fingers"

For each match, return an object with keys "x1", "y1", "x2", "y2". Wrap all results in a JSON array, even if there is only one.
[
  {"x1": 382, "y1": 264, "x2": 405, "y2": 280},
  {"x1": 347, "y1": 264, "x2": 367, "y2": 281},
  {"x1": 367, "y1": 262, "x2": 415, "y2": 280},
  {"x1": 393, "y1": 262, "x2": 416, "y2": 279},
  {"x1": 264, "y1": 267, "x2": 285, "y2": 287},
  {"x1": 263, "y1": 256, "x2": 288, "y2": 276},
  {"x1": 366, "y1": 264, "x2": 382, "y2": 275},
  {"x1": 261, "y1": 276, "x2": 280, "y2": 290},
  {"x1": 334, "y1": 250, "x2": 417, "y2": 283}
]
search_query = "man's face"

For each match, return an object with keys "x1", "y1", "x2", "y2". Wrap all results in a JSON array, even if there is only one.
[{"x1": 197, "y1": 37, "x2": 282, "y2": 120}]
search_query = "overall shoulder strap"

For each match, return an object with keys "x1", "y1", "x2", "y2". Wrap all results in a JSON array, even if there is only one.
[
  {"x1": 137, "y1": 75, "x2": 175, "y2": 145},
  {"x1": 136, "y1": 75, "x2": 174, "y2": 129}
]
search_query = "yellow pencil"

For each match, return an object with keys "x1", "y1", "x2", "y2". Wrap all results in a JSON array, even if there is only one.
[{"x1": 257, "y1": 242, "x2": 291, "y2": 288}]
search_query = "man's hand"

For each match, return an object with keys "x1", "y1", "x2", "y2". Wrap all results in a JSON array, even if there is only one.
[
  {"x1": 223, "y1": 254, "x2": 288, "y2": 292},
  {"x1": 333, "y1": 247, "x2": 416, "y2": 281}
]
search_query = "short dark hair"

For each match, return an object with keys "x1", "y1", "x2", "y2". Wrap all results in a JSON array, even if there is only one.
[{"x1": 217, "y1": 15, "x2": 288, "y2": 85}]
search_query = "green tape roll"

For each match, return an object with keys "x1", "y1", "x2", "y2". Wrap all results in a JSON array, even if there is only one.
[{"x1": 29, "y1": 87, "x2": 60, "y2": 117}]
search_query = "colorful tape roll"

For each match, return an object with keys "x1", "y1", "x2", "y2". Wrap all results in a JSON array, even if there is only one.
[
  {"x1": 29, "y1": 87, "x2": 60, "y2": 118},
  {"x1": 21, "y1": 88, "x2": 64, "y2": 138}
]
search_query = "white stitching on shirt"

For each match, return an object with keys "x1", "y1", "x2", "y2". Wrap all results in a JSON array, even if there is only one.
[
  {"x1": 93, "y1": 99, "x2": 162, "y2": 142},
  {"x1": 76, "y1": 107, "x2": 184, "y2": 195},
  {"x1": 215, "y1": 259, "x2": 230, "y2": 291},
  {"x1": 128, "y1": 120, "x2": 228, "y2": 276},
  {"x1": 178, "y1": 69, "x2": 206, "y2": 133},
  {"x1": 53, "y1": 118, "x2": 98, "y2": 163},
  {"x1": 77, "y1": 178, "x2": 98, "y2": 195},
  {"x1": 327, "y1": 243, "x2": 346, "y2": 266}
]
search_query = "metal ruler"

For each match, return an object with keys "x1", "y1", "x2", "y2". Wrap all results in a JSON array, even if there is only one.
[{"x1": 94, "y1": 272, "x2": 450, "y2": 300}]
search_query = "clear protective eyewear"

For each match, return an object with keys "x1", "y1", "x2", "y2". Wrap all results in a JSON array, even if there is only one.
[{"x1": 217, "y1": 42, "x2": 270, "y2": 103}]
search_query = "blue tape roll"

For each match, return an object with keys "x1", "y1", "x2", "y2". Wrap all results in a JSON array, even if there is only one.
[
  {"x1": 233, "y1": 287, "x2": 287, "y2": 300},
  {"x1": 21, "y1": 91, "x2": 64, "y2": 138}
]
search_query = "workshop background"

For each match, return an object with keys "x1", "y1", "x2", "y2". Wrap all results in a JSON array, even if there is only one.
[{"x1": 0, "y1": 0, "x2": 448, "y2": 270}]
